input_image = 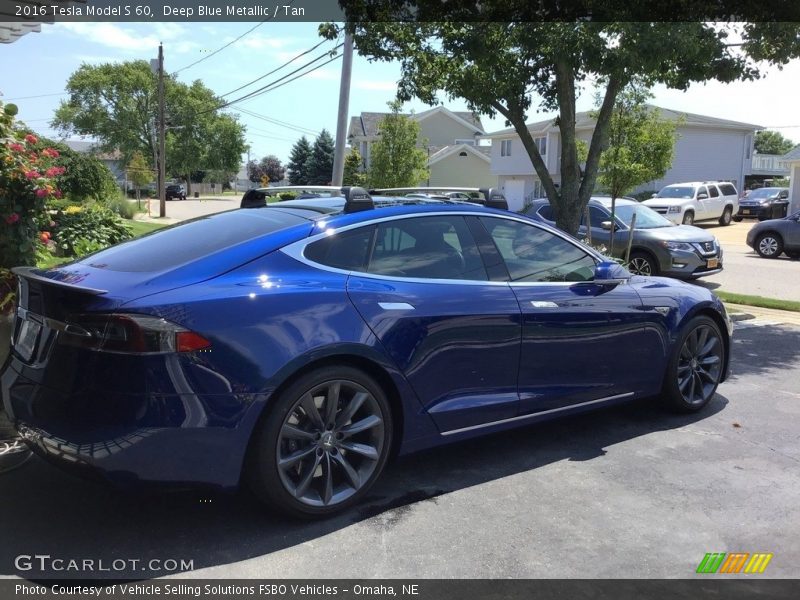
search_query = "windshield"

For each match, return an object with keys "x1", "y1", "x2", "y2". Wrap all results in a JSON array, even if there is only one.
[
  {"x1": 614, "y1": 204, "x2": 674, "y2": 229},
  {"x1": 747, "y1": 188, "x2": 779, "y2": 199},
  {"x1": 656, "y1": 186, "x2": 696, "y2": 199}
]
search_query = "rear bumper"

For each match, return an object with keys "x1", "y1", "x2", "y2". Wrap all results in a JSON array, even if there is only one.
[
  {"x1": 1, "y1": 358, "x2": 258, "y2": 489},
  {"x1": 736, "y1": 205, "x2": 772, "y2": 219}
]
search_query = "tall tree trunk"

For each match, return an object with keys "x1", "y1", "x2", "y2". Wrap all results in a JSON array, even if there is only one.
[{"x1": 554, "y1": 59, "x2": 582, "y2": 235}]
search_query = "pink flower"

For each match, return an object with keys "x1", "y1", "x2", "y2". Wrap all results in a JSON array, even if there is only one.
[
  {"x1": 5, "y1": 213, "x2": 20, "y2": 225},
  {"x1": 9, "y1": 143, "x2": 24, "y2": 152},
  {"x1": 41, "y1": 148, "x2": 60, "y2": 158},
  {"x1": 25, "y1": 134, "x2": 38, "y2": 144},
  {"x1": 53, "y1": 190, "x2": 63, "y2": 199},
  {"x1": 24, "y1": 170, "x2": 41, "y2": 179},
  {"x1": 45, "y1": 167, "x2": 63, "y2": 178},
  {"x1": 35, "y1": 188, "x2": 49, "y2": 198}
]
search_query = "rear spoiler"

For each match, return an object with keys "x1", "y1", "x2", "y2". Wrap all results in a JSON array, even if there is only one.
[{"x1": 12, "y1": 266, "x2": 108, "y2": 296}]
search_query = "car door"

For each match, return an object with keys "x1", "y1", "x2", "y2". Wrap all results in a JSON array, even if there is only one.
[
  {"x1": 707, "y1": 184, "x2": 723, "y2": 217},
  {"x1": 475, "y1": 215, "x2": 649, "y2": 415},
  {"x1": 695, "y1": 185, "x2": 711, "y2": 219},
  {"x1": 340, "y1": 214, "x2": 522, "y2": 433}
]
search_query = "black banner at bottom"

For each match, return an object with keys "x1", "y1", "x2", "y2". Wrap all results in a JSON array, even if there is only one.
[{"x1": 3, "y1": 580, "x2": 798, "y2": 600}]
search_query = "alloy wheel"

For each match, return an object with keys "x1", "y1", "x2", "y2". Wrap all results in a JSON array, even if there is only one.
[
  {"x1": 628, "y1": 256, "x2": 653, "y2": 275},
  {"x1": 758, "y1": 236, "x2": 779, "y2": 257},
  {"x1": 276, "y1": 380, "x2": 385, "y2": 507},
  {"x1": 676, "y1": 324, "x2": 723, "y2": 406}
]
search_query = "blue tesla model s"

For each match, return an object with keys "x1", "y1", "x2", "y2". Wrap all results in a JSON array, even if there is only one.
[{"x1": 1, "y1": 188, "x2": 731, "y2": 517}]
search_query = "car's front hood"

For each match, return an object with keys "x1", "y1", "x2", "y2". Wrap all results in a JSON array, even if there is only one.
[
  {"x1": 639, "y1": 224, "x2": 715, "y2": 243},
  {"x1": 643, "y1": 198, "x2": 693, "y2": 207}
]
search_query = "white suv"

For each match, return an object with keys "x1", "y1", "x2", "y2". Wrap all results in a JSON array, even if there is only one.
[{"x1": 643, "y1": 181, "x2": 738, "y2": 226}]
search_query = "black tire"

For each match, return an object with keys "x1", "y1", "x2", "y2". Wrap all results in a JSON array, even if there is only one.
[
  {"x1": 682, "y1": 211, "x2": 694, "y2": 225},
  {"x1": 662, "y1": 315, "x2": 725, "y2": 413},
  {"x1": 247, "y1": 365, "x2": 393, "y2": 519},
  {"x1": 732, "y1": 216, "x2": 743, "y2": 222},
  {"x1": 627, "y1": 250, "x2": 659, "y2": 276},
  {"x1": 785, "y1": 250, "x2": 800, "y2": 260},
  {"x1": 718, "y1": 206, "x2": 732, "y2": 226},
  {"x1": 755, "y1": 232, "x2": 783, "y2": 259}
]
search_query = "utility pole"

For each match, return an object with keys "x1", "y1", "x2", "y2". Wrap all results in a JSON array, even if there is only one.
[
  {"x1": 331, "y1": 30, "x2": 353, "y2": 187},
  {"x1": 158, "y1": 43, "x2": 166, "y2": 218}
]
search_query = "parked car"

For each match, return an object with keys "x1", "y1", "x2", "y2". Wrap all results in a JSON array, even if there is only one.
[
  {"x1": 734, "y1": 187, "x2": 790, "y2": 222},
  {"x1": 643, "y1": 181, "x2": 738, "y2": 226},
  {"x1": 745, "y1": 210, "x2": 800, "y2": 259},
  {"x1": 165, "y1": 183, "x2": 186, "y2": 201},
  {"x1": 3, "y1": 188, "x2": 731, "y2": 518},
  {"x1": 527, "y1": 197, "x2": 723, "y2": 278}
]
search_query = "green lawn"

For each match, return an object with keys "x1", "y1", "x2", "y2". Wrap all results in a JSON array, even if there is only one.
[{"x1": 717, "y1": 291, "x2": 800, "y2": 313}]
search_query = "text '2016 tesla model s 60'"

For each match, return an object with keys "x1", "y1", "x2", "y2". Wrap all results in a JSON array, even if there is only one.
[{"x1": 1, "y1": 188, "x2": 732, "y2": 518}]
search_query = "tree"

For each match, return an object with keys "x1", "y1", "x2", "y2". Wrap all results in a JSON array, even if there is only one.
[
  {"x1": 343, "y1": 146, "x2": 367, "y2": 186},
  {"x1": 127, "y1": 151, "x2": 152, "y2": 202},
  {"x1": 305, "y1": 129, "x2": 335, "y2": 185},
  {"x1": 367, "y1": 101, "x2": 429, "y2": 188},
  {"x1": 53, "y1": 61, "x2": 246, "y2": 197},
  {"x1": 754, "y1": 130, "x2": 795, "y2": 156},
  {"x1": 323, "y1": 10, "x2": 800, "y2": 235},
  {"x1": 287, "y1": 136, "x2": 312, "y2": 185},
  {"x1": 596, "y1": 85, "x2": 678, "y2": 248}
]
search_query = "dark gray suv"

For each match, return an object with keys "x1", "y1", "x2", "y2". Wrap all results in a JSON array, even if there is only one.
[{"x1": 526, "y1": 197, "x2": 723, "y2": 279}]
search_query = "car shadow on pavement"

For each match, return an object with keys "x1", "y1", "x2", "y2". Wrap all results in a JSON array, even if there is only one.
[{"x1": 1, "y1": 325, "x2": 796, "y2": 581}]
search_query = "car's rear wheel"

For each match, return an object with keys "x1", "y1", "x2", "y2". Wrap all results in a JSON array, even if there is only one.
[
  {"x1": 718, "y1": 206, "x2": 732, "y2": 226},
  {"x1": 627, "y1": 251, "x2": 659, "y2": 276},
  {"x1": 662, "y1": 316, "x2": 725, "y2": 412},
  {"x1": 755, "y1": 232, "x2": 783, "y2": 258},
  {"x1": 732, "y1": 215, "x2": 743, "y2": 222},
  {"x1": 682, "y1": 211, "x2": 694, "y2": 225},
  {"x1": 247, "y1": 366, "x2": 392, "y2": 518}
]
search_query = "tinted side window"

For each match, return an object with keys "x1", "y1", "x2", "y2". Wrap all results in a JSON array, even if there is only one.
[
  {"x1": 368, "y1": 216, "x2": 488, "y2": 280},
  {"x1": 479, "y1": 217, "x2": 596, "y2": 283},
  {"x1": 708, "y1": 185, "x2": 720, "y2": 198},
  {"x1": 536, "y1": 205, "x2": 554, "y2": 221},
  {"x1": 719, "y1": 183, "x2": 737, "y2": 196},
  {"x1": 584, "y1": 206, "x2": 609, "y2": 228},
  {"x1": 697, "y1": 186, "x2": 708, "y2": 198},
  {"x1": 305, "y1": 226, "x2": 375, "y2": 271}
]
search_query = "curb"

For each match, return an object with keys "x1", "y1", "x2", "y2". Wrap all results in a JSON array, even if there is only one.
[{"x1": 724, "y1": 303, "x2": 800, "y2": 327}]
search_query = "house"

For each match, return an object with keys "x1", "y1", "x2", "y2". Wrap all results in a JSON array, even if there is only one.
[
  {"x1": 347, "y1": 106, "x2": 495, "y2": 188},
  {"x1": 63, "y1": 140, "x2": 126, "y2": 187},
  {"x1": 748, "y1": 152, "x2": 792, "y2": 188},
  {"x1": 482, "y1": 106, "x2": 763, "y2": 211},
  {"x1": 784, "y1": 145, "x2": 800, "y2": 215}
]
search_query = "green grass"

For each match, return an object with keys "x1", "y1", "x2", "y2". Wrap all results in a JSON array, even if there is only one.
[
  {"x1": 127, "y1": 219, "x2": 170, "y2": 237},
  {"x1": 717, "y1": 291, "x2": 800, "y2": 313}
]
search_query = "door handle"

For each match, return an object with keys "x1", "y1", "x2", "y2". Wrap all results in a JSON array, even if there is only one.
[
  {"x1": 378, "y1": 302, "x2": 415, "y2": 310},
  {"x1": 530, "y1": 301, "x2": 558, "y2": 308}
]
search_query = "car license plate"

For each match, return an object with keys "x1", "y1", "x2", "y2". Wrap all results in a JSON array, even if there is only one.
[
  {"x1": 14, "y1": 318, "x2": 41, "y2": 361},
  {"x1": 742, "y1": 209, "x2": 750, "y2": 215},
  {"x1": 707, "y1": 258, "x2": 719, "y2": 269}
]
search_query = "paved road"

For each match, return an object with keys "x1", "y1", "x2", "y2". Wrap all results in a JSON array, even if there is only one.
[{"x1": 2, "y1": 319, "x2": 798, "y2": 579}]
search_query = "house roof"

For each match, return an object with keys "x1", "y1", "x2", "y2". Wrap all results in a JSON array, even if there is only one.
[
  {"x1": 348, "y1": 107, "x2": 485, "y2": 139},
  {"x1": 428, "y1": 143, "x2": 491, "y2": 166},
  {"x1": 63, "y1": 139, "x2": 122, "y2": 161},
  {"x1": 482, "y1": 105, "x2": 764, "y2": 138},
  {"x1": 782, "y1": 144, "x2": 800, "y2": 161}
]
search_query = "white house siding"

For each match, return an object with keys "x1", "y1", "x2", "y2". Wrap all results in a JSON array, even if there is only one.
[
  {"x1": 428, "y1": 152, "x2": 496, "y2": 188},
  {"x1": 417, "y1": 111, "x2": 480, "y2": 147},
  {"x1": 635, "y1": 127, "x2": 752, "y2": 194}
]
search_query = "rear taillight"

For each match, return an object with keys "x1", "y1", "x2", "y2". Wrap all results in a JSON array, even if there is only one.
[{"x1": 58, "y1": 313, "x2": 211, "y2": 354}]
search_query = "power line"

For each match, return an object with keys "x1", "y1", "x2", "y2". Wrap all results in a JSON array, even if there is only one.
[
  {"x1": 236, "y1": 107, "x2": 320, "y2": 136},
  {"x1": 2, "y1": 92, "x2": 67, "y2": 101},
  {"x1": 172, "y1": 21, "x2": 267, "y2": 75}
]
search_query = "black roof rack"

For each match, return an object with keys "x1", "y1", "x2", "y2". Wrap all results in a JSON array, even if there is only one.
[
  {"x1": 479, "y1": 187, "x2": 509, "y2": 210},
  {"x1": 342, "y1": 186, "x2": 374, "y2": 213}
]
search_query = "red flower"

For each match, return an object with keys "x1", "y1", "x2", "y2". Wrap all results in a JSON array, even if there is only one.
[
  {"x1": 45, "y1": 167, "x2": 63, "y2": 178},
  {"x1": 9, "y1": 143, "x2": 24, "y2": 152},
  {"x1": 24, "y1": 170, "x2": 41, "y2": 179},
  {"x1": 35, "y1": 188, "x2": 50, "y2": 198},
  {"x1": 25, "y1": 134, "x2": 38, "y2": 144},
  {"x1": 5, "y1": 213, "x2": 20, "y2": 225},
  {"x1": 40, "y1": 232, "x2": 51, "y2": 243},
  {"x1": 41, "y1": 148, "x2": 60, "y2": 158},
  {"x1": 53, "y1": 190, "x2": 63, "y2": 199}
]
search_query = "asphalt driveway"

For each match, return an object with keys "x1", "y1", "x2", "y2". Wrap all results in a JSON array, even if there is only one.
[{"x1": 1, "y1": 319, "x2": 798, "y2": 580}]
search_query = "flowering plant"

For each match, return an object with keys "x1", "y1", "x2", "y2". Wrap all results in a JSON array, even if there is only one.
[{"x1": 1, "y1": 101, "x2": 64, "y2": 271}]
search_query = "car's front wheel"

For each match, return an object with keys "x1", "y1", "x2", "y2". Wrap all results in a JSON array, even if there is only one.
[
  {"x1": 682, "y1": 211, "x2": 695, "y2": 225},
  {"x1": 247, "y1": 366, "x2": 392, "y2": 518},
  {"x1": 662, "y1": 315, "x2": 725, "y2": 412},
  {"x1": 755, "y1": 232, "x2": 783, "y2": 258},
  {"x1": 628, "y1": 251, "x2": 659, "y2": 276}
]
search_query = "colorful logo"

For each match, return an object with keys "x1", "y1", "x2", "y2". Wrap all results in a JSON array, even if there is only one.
[{"x1": 696, "y1": 552, "x2": 773, "y2": 574}]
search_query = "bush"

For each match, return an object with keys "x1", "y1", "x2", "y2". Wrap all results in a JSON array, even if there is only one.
[
  {"x1": 279, "y1": 192, "x2": 297, "y2": 200},
  {"x1": 105, "y1": 193, "x2": 139, "y2": 219},
  {"x1": 52, "y1": 206, "x2": 132, "y2": 257},
  {"x1": 631, "y1": 190, "x2": 657, "y2": 202}
]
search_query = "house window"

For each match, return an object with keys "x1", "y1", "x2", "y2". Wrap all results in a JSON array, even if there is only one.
[
  {"x1": 533, "y1": 180, "x2": 545, "y2": 199},
  {"x1": 501, "y1": 140, "x2": 512, "y2": 157},
  {"x1": 534, "y1": 136, "x2": 547, "y2": 156},
  {"x1": 455, "y1": 138, "x2": 476, "y2": 146}
]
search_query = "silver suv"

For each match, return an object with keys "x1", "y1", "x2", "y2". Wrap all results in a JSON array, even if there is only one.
[{"x1": 643, "y1": 181, "x2": 738, "y2": 226}]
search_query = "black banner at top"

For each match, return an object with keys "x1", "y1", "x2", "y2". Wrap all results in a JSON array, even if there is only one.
[{"x1": 2, "y1": 0, "x2": 800, "y2": 23}]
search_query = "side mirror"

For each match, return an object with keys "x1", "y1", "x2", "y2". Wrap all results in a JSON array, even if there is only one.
[
  {"x1": 593, "y1": 260, "x2": 630, "y2": 286},
  {"x1": 779, "y1": 192, "x2": 788, "y2": 199},
  {"x1": 600, "y1": 220, "x2": 615, "y2": 231},
  {"x1": 651, "y1": 193, "x2": 657, "y2": 198},
  {"x1": 697, "y1": 193, "x2": 708, "y2": 200}
]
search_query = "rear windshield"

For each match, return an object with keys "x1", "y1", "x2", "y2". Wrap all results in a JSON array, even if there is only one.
[{"x1": 78, "y1": 210, "x2": 307, "y2": 272}]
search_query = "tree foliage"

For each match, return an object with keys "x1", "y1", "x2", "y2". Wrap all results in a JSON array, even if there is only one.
[
  {"x1": 367, "y1": 101, "x2": 429, "y2": 188},
  {"x1": 343, "y1": 146, "x2": 367, "y2": 186},
  {"x1": 754, "y1": 130, "x2": 795, "y2": 156},
  {"x1": 324, "y1": 8, "x2": 800, "y2": 234},
  {"x1": 127, "y1": 152, "x2": 152, "y2": 197},
  {"x1": 305, "y1": 129, "x2": 335, "y2": 185},
  {"x1": 248, "y1": 155, "x2": 285, "y2": 183},
  {"x1": 287, "y1": 136, "x2": 312, "y2": 185},
  {"x1": 53, "y1": 61, "x2": 246, "y2": 196}
]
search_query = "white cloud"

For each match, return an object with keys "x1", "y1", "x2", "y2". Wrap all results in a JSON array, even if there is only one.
[
  {"x1": 56, "y1": 22, "x2": 198, "y2": 55},
  {"x1": 354, "y1": 80, "x2": 398, "y2": 92}
]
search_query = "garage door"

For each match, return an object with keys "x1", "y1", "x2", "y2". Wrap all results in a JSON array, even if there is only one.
[{"x1": 503, "y1": 180, "x2": 526, "y2": 211}]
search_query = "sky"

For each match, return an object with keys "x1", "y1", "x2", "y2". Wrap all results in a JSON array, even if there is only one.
[{"x1": 2, "y1": 21, "x2": 800, "y2": 166}]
